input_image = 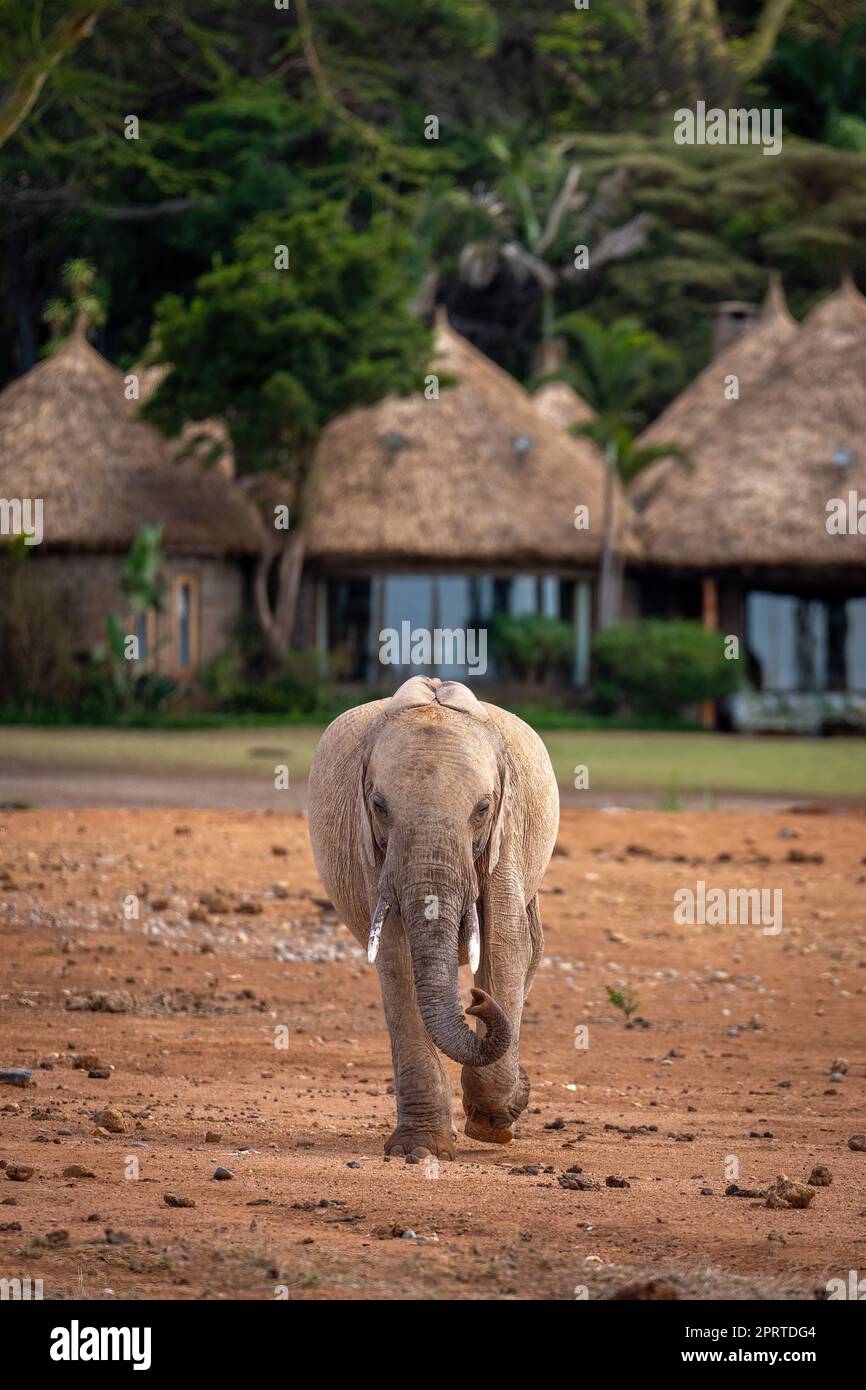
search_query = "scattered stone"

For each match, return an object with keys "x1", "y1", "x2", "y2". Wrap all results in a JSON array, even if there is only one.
[
  {"x1": 94, "y1": 1108, "x2": 125, "y2": 1134},
  {"x1": 70, "y1": 1054, "x2": 102, "y2": 1071},
  {"x1": 725, "y1": 1183, "x2": 765, "y2": 1199},
  {"x1": 62, "y1": 1165, "x2": 95, "y2": 1179},
  {"x1": 558, "y1": 1172, "x2": 598, "y2": 1191},
  {"x1": 699, "y1": 1187, "x2": 714, "y2": 1196},
  {"x1": 88, "y1": 1069, "x2": 111, "y2": 1080},
  {"x1": 767, "y1": 1175, "x2": 815, "y2": 1209},
  {"x1": 205, "y1": 1131, "x2": 222, "y2": 1144},
  {"x1": 831, "y1": 1058, "x2": 849, "y2": 1075},
  {"x1": 66, "y1": 991, "x2": 132, "y2": 1014},
  {"x1": 346, "y1": 1161, "x2": 362, "y2": 1169},
  {"x1": 164, "y1": 1192, "x2": 196, "y2": 1208},
  {"x1": 0, "y1": 1069, "x2": 32, "y2": 1087},
  {"x1": 543, "y1": 1117, "x2": 567, "y2": 1130},
  {"x1": 45, "y1": 1229, "x2": 69, "y2": 1246},
  {"x1": 848, "y1": 1135, "x2": 866, "y2": 1152},
  {"x1": 829, "y1": 1072, "x2": 845, "y2": 1083},
  {"x1": 6, "y1": 1165, "x2": 34, "y2": 1181},
  {"x1": 213, "y1": 1166, "x2": 234, "y2": 1181},
  {"x1": 605, "y1": 1175, "x2": 630, "y2": 1188},
  {"x1": 808, "y1": 1166, "x2": 832, "y2": 1187}
]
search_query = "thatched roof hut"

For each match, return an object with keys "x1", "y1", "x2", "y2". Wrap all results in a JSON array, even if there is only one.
[
  {"x1": 532, "y1": 379, "x2": 595, "y2": 434},
  {"x1": 0, "y1": 323, "x2": 264, "y2": 554},
  {"x1": 308, "y1": 314, "x2": 625, "y2": 570},
  {"x1": 631, "y1": 280, "x2": 866, "y2": 573},
  {"x1": 631, "y1": 278, "x2": 797, "y2": 519}
]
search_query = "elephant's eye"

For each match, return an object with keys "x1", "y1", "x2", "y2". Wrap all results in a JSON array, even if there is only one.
[
  {"x1": 371, "y1": 793, "x2": 388, "y2": 816},
  {"x1": 474, "y1": 798, "x2": 491, "y2": 818}
]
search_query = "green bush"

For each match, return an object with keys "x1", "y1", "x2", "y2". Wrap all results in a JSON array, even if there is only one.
[
  {"x1": 592, "y1": 620, "x2": 741, "y2": 717},
  {"x1": 489, "y1": 613, "x2": 573, "y2": 684},
  {"x1": 219, "y1": 647, "x2": 326, "y2": 715}
]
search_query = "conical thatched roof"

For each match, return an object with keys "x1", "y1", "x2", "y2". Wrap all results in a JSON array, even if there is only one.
[
  {"x1": 533, "y1": 379, "x2": 595, "y2": 434},
  {"x1": 0, "y1": 326, "x2": 264, "y2": 555},
  {"x1": 307, "y1": 315, "x2": 625, "y2": 569},
  {"x1": 631, "y1": 279, "x2": 797, "y2": 518},
  {"x1": 631, "y1": 281, "x2": 866, "y2": 571}
]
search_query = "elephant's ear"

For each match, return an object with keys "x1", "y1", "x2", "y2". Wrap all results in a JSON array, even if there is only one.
[
  {"x1": 356, "y1": 759, "x2": 377, "y2": 869},
  {"x1": 487, "y1": 746, "x2": 512, "y2": 873}
]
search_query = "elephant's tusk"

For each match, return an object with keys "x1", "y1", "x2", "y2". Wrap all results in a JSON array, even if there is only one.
[
  {"x1": 367, "y1": 896, "x2": 389, "y2": 964},
  {"x1": 466, "y1": 902, "x2": 481, "y2": 975}
]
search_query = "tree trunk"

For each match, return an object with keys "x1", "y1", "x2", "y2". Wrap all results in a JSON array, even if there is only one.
[
  {"x1": 597, "y1": 440, "x2": 619, "y2": 631},
  {"x1": 254, "y1": 529, "x2": 307, "y2": 666},
  {"x1": 0, "y1": 9, "x2": 102, "y2": 153}
]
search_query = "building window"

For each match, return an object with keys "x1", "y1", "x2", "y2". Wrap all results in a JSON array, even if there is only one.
[
  {"x1": 746, "y1": 591, "x2": 866, "y2": 692},
  {"x1": 171, "y1": 574, "x2": 200, "y2": 675}
]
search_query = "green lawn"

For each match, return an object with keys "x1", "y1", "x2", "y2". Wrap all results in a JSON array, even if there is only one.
[{"x1": 1, "y1": 726, "x2": 864, "y2": 799}]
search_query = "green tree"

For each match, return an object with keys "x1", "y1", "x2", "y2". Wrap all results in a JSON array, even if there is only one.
[{"x1": 145, "y1": 200, "x2": 433, "y2": 662}]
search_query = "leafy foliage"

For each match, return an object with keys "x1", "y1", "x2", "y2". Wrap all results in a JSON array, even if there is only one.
[
  {"x1": 490, "y1": 613, "x2": 574, "y2": 684},
  {"x1": 592, "y1": 620, "x2": 741, "y2": 716}
]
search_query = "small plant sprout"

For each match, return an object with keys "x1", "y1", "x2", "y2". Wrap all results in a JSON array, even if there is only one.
[{"x1": 606, "y1": 984, "x2": 639, "y2": 1024}]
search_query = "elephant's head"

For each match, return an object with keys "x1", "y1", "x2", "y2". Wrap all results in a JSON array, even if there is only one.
[{"x1": 358, "y1": 677, "x2": 512, "y2": 1067}]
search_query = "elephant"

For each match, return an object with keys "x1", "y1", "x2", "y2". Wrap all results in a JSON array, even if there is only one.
[{"x1": 307, "y1": 675, "x2": 559, "y2": 1160}]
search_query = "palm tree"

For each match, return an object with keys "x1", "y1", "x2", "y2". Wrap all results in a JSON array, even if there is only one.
[
  {"x1": 552, "y1": 313, "x2": 687, "y2": 629},
  {"x1": 415, "y1": 136, "x2": 653, "y2": 356}
]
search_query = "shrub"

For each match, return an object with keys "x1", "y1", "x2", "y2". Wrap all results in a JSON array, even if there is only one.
[
  {"x1": 592, "y1": 620, "x2": 740, "y2": 717},
  {"x1": 489, "y1": 613, "x2": 573, "y2": 684},
  {"x1": 219, "y1": 647, "x2": 326, "y2": 714}
]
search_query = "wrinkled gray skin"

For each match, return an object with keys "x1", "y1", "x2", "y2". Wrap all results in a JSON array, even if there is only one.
[{"x1": 307, "y1": 676, "x2": 559, "y2": 1159}]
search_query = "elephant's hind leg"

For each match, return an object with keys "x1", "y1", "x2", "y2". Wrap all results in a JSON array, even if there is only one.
[{"x1": 377, "y1": 912, "x2": 456, "y2": 1160}]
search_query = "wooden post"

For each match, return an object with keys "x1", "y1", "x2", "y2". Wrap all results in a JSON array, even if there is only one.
[{"x1": 701, "y1": 576, "x2": 718, "y2": 729}]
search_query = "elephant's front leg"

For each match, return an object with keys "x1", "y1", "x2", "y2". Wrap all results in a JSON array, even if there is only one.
[
  {"x1": 376, "y1": 911, "x2": 456, "y2": 1160},
  {"x1": 461, "y1": 892, "x2": 543, "y2": 1144}
]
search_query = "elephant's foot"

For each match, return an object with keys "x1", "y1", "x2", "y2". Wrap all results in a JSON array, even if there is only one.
[
  {"x1": 462, "y1": 1064, "x2": 530, "y2": 1146},
  {"x1": 385, "y1": 1125, "x2": 456, "y2": 1161}
]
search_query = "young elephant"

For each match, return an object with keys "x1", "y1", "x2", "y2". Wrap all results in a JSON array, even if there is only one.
[{"x1": 307, "y1": 676, "x2": 559, "y2": 1160}]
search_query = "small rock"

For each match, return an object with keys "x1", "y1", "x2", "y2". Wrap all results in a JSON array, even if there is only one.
[
  {"x1": 558, "y1": 1172, "x2": 597, "y2": 1191},
  {"x1": 831, "y1": 1058, "x2": 849, "y2": 1075},
  {"x1": 807, "y1": 1166, "x2": 832, "y2": 1187},
  {"x1": 94, "y1": 1108, "x2": 125, "y2": 1134},
  {"x1": 605, "y1": 1175, "x2": 630, "y2": 1188},
  {"x1": 62, "y1": 1165, "x2": 95, "y2": 1179},
  {"x1": 767, "y1": 1175, "x2": 815, "y2": 1209},
  {"x1": 6, "y1": 1165, "x2": 34, "y2": 1181},
  {"x1": 848, "y1": 1134, "x2": 866, "y2": 1152},
  {"x1": 205, "y1": 1131, "x2": 222, "y2": 1144},
  {"x1": 164, "y1": 1192, "x2": 196, "y2": 1208},
  {"x1": 0, "y1": 1069, "x2": 32, "y2": 1088},
  {"x1": 213, "y1": 1166, "x2": 234, "y2": 1180}
]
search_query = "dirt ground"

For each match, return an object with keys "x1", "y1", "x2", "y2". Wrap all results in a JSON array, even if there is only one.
[{"x1": 1, "y1": 806, "x2": 864, "y2": 1301}]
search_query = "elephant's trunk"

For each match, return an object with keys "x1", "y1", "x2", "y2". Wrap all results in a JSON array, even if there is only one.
[{"x1": 395, "y1": 847, "x2": 511, "y2": 1068}]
